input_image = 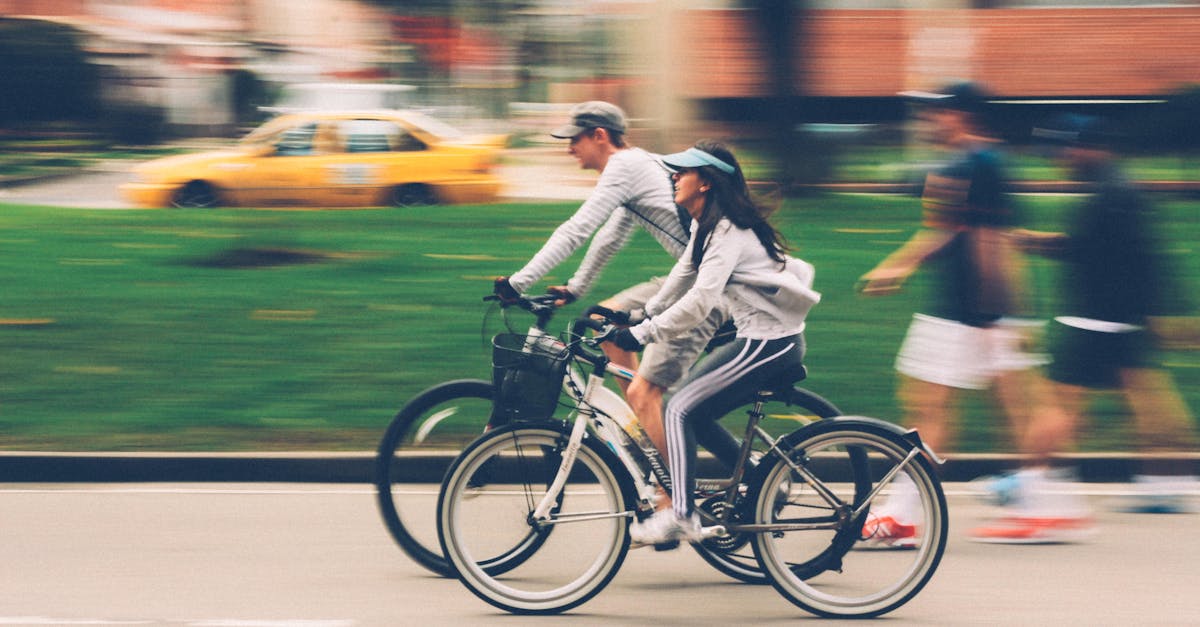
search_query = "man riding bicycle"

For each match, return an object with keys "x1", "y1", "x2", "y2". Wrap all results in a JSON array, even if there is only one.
[{"x1": 494, "y1": 100, "x2": 729, "y2": 460}]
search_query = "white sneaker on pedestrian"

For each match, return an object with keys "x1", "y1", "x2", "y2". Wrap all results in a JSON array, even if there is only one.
[
  {"x1": 1114, "y1": 475, "x2": 1198, "y2": 514},
  {"x1": 970, "y1": 468, "x2": 1095, "y2": 544}
]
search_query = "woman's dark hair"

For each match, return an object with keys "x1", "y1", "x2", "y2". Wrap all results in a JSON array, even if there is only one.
[{"x1": 688, "y1": 139, "x2": 787, "y2": 268}]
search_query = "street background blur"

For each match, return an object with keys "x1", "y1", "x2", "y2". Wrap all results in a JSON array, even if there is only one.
[
  {"x1": 2, "y1": 0, "x2": 1200, "y2": 456},
  {"x1": 5, "y1": 0, "x2": 1200, "y2": 184}
]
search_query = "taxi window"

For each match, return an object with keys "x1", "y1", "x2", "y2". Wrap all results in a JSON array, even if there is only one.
[
  {"x1": 276, "y1": 123, "x2": 317, "y2": 155},
  {"x1": 340, "y1": 119, "x2": 426, "y2": 153}
]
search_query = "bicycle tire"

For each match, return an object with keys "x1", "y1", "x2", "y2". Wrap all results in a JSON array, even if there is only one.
[
  {"x1": 751, "y1": 420, "x2": 948, "y2": 619},
  {"x1": 437, "y1": 422, "x2": 637, "y2": 615},
  {"x1": 375, "y1": 379, "x2": 546, "y2": 577},
  {"x1": 691, "y1": 386, "x2": 844, "y2": 585}
]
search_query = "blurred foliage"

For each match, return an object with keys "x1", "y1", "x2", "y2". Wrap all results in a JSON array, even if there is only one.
[{"x1": 0, "y1": 17, "x2": 100, "y2": 126}]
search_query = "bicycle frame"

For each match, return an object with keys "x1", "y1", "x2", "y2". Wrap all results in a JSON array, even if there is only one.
[
  {"x1": 500, "y1": 303, "x2": 938, "y2": 538},
  {"x1": 528, "y1": 343, "x2": 934, "y2": 537}
]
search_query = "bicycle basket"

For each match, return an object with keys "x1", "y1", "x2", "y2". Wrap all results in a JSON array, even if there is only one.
[{"x1": 491, "y1": 333, "x2": 570, "y2": 421}]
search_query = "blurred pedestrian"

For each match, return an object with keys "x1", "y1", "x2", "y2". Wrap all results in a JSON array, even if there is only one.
[
  {"x1": 858, "y1": 82, "x2": 1090, "y2": 545},
  {"x1": 492, "y1": 100, "x2": 729, "y2": 462},
  {"x1": 1013, "y1": 113, "x2": 1198, "y2": 514}
]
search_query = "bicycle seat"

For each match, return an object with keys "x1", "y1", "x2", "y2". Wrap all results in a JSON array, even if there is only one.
[{"x1": 761, "y1": 364, "x2": 807, "y2": 397}]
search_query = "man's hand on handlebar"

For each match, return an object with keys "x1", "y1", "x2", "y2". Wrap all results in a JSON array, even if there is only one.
[
  {"x1": 493, "y1": 276, "x2": 520, "y2": 304},
  {"x1": 545, "y1": 285, "x2": 577, "y2": 307}
]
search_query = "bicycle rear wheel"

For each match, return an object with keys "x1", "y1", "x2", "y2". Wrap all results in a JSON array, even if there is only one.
[
  {"x1": 375, "y1": 379, "x2": 499, "y2": 577},
  {"x1": 692, "y1": 386, "x2": 843, "y2": 585},
  {"x1": 751, "y1": 421, "x2": 948, "y2": 619},
  {"x1": 438, "y1": 423, "x2": 635, "y2": 615}
]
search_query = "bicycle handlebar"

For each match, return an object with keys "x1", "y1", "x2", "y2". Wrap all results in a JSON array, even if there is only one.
[
  {"x1": 483, "y1": 292, "x2": 561, "y2": 329},
  {"x1": 483, "y1": 291, "x2": 628, "y2": 366}
]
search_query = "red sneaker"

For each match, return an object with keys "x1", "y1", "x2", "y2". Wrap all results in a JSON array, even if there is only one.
[
  {"x1": 858, "y1": 515, "x2": 919, "y2": 549},
  {"x1": 969, "y1": 515, "x2": 1095, "y2": 544}
]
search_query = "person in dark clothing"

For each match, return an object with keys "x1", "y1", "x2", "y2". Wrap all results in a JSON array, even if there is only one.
[{"x1": 1015, "y1": 114, "x2": 1198, "y2": 514}]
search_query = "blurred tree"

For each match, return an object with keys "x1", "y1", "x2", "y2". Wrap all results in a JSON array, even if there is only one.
[
  {"x1": 1145, "y1": 85, "x2": 1200, "y2": 154},
  {"x1": 745, "y1": 0, "x2": 827, "y2": 191},
  {"x1": 0, "y1": 18, "x2": 100, "y2": 128},
  {"x1": 230, "y1": 68, "x2": 270, "y2": 127},
  {"x1": 1123, "y1": 84, "x2": 1200, "y2": 180}
]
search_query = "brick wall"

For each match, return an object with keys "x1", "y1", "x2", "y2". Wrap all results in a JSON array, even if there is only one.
[{"x1": 683, "y1": 7, "x2": 1200, "y2": 99}]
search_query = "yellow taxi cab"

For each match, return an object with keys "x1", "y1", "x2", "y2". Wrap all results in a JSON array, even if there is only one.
[{"x1": 121, "y1": 110, "x2": 505, "y2": 208}]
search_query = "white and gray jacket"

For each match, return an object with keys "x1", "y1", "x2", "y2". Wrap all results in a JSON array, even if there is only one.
[{"x1": 631, "y1": 219, "x2": 820, "y2": 343}]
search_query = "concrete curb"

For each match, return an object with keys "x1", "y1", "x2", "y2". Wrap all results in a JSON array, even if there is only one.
[{"x1": 2, "y1": 451, "x2": 1197, "y2": 484}]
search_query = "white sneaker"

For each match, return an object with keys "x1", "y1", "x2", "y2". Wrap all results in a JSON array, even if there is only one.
[
  {"x1": 629, "y1": 509, "x2": 702, "y2": 549},
  {"x1": 1114, "y1": 475, "x2": 1198, "y2": 514}
]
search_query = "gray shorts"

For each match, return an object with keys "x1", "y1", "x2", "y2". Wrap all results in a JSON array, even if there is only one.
[{"x1": 607, "y1": 278, "x2": 728, "y2": 388}]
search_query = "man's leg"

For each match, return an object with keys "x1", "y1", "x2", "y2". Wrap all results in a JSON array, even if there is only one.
[
  {"x1": 596, "y1": 287, "x2": 656, "y2": 394},
  {"x1": 994, "y1": 368, "x2": 1077, "y2": 465},
  {"x1": 628, "y1": 374, "x2": 667, "y2": 455},
  {"x1": 1121, "y1": 367, "x2": 1197, "y2": 477}
]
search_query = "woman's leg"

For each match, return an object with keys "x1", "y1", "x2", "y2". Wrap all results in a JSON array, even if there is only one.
[{"x1": 664, "y1": 336, "x2": 805, "y2": 519}]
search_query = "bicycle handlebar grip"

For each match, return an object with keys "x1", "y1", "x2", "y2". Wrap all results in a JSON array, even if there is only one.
[
  {"x1": 582, "y1": 305, "x2": 631, "y2": 325},
  {"x1": 573, "y1": 316, "x2": 607, "y2": 333}
]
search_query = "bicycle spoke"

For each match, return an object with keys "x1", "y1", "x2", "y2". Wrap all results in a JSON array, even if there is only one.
[
  {"x1": 439, "y1": 426, "x2": 631, "y2": 615},
  {"x1": 752, "y1": 425, "x2": 947, "y2": 619}
]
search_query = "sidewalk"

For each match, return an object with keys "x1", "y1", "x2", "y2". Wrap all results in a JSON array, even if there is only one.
[{"x1": 3, "y1": 450, "x2": 1197, "y2": 484}]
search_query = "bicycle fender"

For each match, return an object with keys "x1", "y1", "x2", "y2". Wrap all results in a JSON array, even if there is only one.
[{"x1": 780, "y1": 415, "x2": 945, "y2": 466}]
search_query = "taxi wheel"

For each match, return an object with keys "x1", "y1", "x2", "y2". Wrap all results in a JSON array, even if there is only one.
[
  {"x1": 388, "y1": 184, "x2": 436, "y2": 208},
  {"x1": 171, "y1": 181, "x2": 221, "y2": 208}
]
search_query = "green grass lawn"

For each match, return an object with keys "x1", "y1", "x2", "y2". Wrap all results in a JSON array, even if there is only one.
[{"x1": 1, "y1": 194, "x2": 1197, "y2": 452}]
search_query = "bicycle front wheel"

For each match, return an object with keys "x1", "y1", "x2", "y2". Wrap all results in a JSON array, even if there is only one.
[
  {"x1": 375, "y1": 379, "x2": 496, "y2": 577},
  {"x1": 752, "y1": 421, "x2": 948, "y2": 619},
  {"x1": 438, "y1": 424, "x2": 636, "y2": 615}
]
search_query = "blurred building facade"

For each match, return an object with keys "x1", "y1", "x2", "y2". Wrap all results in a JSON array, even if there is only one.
[{"x1": 3, "y1": 0, "x2": 1200, "y2": 142}]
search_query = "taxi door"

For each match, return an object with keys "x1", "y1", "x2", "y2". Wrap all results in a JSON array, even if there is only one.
[
  {"x1": 229, "y1": 121, "x2": 327, "y2": 207},
  {"x1": 316, "y1": 119, "x2": 394, "y2": 207}
]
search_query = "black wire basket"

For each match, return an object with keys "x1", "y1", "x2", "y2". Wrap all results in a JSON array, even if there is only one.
[{"x1": 491, "y1": 333, "x2": 570, "y2": 422}]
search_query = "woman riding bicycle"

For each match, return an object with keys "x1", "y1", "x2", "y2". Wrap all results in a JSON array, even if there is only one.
[{"x1": 606, "y1": 140, "x2": 821, "y2": 546}]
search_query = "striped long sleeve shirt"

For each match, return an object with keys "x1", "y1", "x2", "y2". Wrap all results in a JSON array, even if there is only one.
[{"x1": 508, "y1": 148, "x2": 689, "y2": 298}]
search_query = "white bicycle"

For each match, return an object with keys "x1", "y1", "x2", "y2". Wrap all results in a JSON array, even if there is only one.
[{"x1": 435, "y1": 308, "x2": 949, "y2": 618}]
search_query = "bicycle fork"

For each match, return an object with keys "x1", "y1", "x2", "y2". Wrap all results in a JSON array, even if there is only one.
[{"x1": 528, "y1": 374, "x2": 651, "y2": 527}]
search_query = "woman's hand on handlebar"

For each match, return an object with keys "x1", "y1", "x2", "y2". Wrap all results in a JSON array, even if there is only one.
[
  {"x1": 608, "y1": 328, "x2": 643, "y2": 352},
  {"x1": 583, "y1": 304, "x2": 645, "y2": 327}
]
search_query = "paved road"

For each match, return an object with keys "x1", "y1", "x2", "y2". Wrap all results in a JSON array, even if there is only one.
[{"x1": 2, "y1": 483, "x2": 1196, "y2": 626}]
